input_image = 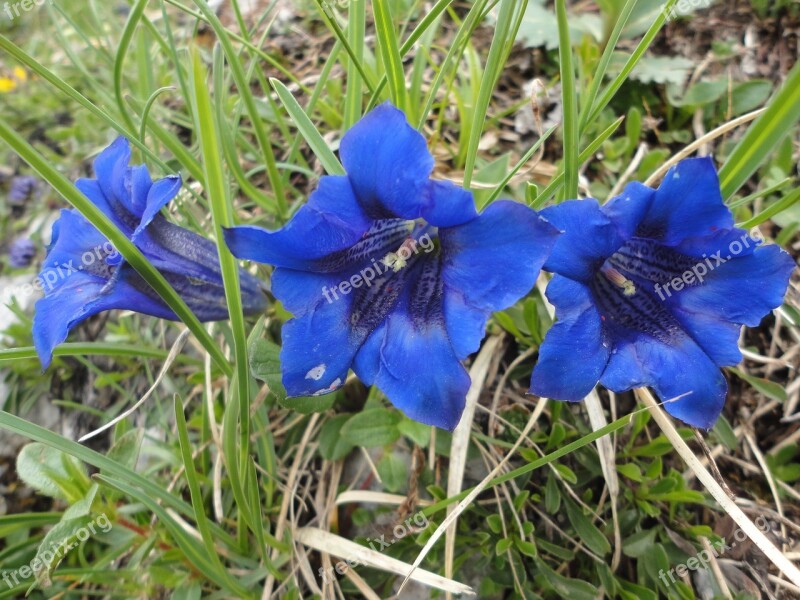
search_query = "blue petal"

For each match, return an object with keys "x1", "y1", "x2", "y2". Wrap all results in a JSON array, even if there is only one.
[
  {"x1": 280, "y1": 296, "x2": 358, "y2": 397},
  {"x1": 441, "y1": 200, "x2": 559, "y2": 313},
  {"x1": 529, "y1": 276, "x2": 610, "y2": 400},
  {"x1": 353, "y1": 310, "x2": 471, "y2": 431},
  {"x1": 132, "y1": 174, "x2": 182, "y2": 242},
  {"x1": 33, "y1": 274, "x2": 109, "y2": 369},
  {"x1": 41, "y1": 209, "x2": 108, "y2": 273},
  {"x1": 33, "y1": 268, "x2": 176, "y2": 370},
  {"x1": 420, "y1": 180, "x2": 478, "y2": 227},
  {"x1": 671, "y1": 244, "x2": 795, "y2": 327},
  {"x1": 271, "y1": 267, "x2": 343, "y2": 317},
  {"x1": 600, "y1": 181, "x2": 654, "y2": 239},
  {"x1": 93, "y1": 137, "x2": 135, "y2": 217},
  {"x1": 224, "y1": 175, "x2": 371, "y2": 270},
  {"x1": 601, "y1": 333, "x2": 727, "y2": 429},
  {"x1": 669, "y1": 306, "x2": 743, "y2": 367},
  {"x1": 74, "y1": 178, "x2": 134, "y2": 234},
  {"x1": 128, "y1": 163, "x2": 153, "y2": 216},
  {"x1": 443, "y1": 289, "x2": 489, "y2": 359},
  {"x1": 540, "y1": 199, "x2": 625, "y2": 282},
  {"x1": 639, "y1": 157, "x2": 734, "y2": 244},
  {"x1": 339, "y1": 103, "x2": 434, "y2": 220}
]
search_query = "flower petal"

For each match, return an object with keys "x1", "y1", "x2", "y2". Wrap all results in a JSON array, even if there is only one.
[
  {"x1": 601, "y1": 332, "x2": 727, "y2": 429},
  {"x1": 33, "y1": 269, "x2": 176, "y2": 370},
  {"x1": 639, "y1": 157, "x2": 734, "y2": 244},
  {"x1": 271, "y1": 268, "x2": 343, "y2": 317},
  {"x1": 529, "y1": 276, "x2": 610, "y2": 400},
  {"x1": 443, "y1": 289, "x2": 489, "y2": 359},
  {"x1": 33, "y1": 274, "x2": 108, "y2": 369},
  {"x1": 223, "y1": 175, "x2": 371, "y2": 270},
  {"x1": 280, "y1": 295, "x2": 359, "y2": 398},
  {"x1": 441, "y1": 200, "x2": 559, "y2": 313},
  {"x1": 600, "y1": 181, "x2": 654, "y2": 239},
  {"x1": 671, "y1": 244, "x2": 795, "y2": 327},
  {"x1": 354, "y1": 310, "x2": 471, "y2": 431},
  {"x1": 131, "y1": 174, "x2": 182, "y2": 242},
  {"x1": 339, "y1": 102, "x2": 434, "y2": 220},
  {"x1": 93, "y1": 137, "x2": 136, "y2": 217},
  {"x1": 420, "y1": 180, "x2": 478, "y2": 228},
  {"x1": 669, "y1": 306, "x2": 743, "y2": 367},
  {"x1": 540, "y1": 199, "x2": 625, "y2": 282},
  {"x1": 42, "y1": 209, "x2": 109, "y2": 272}
]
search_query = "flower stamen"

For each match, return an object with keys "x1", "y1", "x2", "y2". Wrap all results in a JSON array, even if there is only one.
[{"x1": 601, "y1": 265, "x2": 636, "y2": 296}]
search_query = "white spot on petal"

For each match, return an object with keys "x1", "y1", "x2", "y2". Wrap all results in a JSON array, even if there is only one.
[
  {"x1": 312, "y1": 378, "x2": 342, "y2": 396},
  {"x1": 305, "y1": 364, "x2": 326, "y2": 381}
]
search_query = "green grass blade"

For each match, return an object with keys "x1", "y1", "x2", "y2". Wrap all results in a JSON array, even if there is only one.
[
  {"x1": 719, "y1": 61, "x2": 800, "y2": 199},
  {"x1": 190, "y1": 47, "x2": 253, "y2": 474},
  {"x1": 366, "y1": 0, "x2": 455, "y2": 112},
  {"x1": 95, "y1": 474, "x2": 253, "y2": 598},
  {"x1": 0, "y1": 411, "x2": 242, "y2": 553},
  {"x1": 114, "y1": 0, "x2": 149, "y2": 134},
  {"x1": 271, "y1": 78, "x2": 346, "y2": 175},
  {"x1": 191, "y1": 0, "x2": 287, "y2": 219},
  {"x1": 0, "y1": 344, "x2": 179, "y2": 365},
  {"x1": 533, "y1": 116, "x2": 625, "y2": 208},
  {"x1": 556, "y1": 0, "x2": 578, "y2": 201},
  {"x1": 577, "y1": 0, "x2": 637, "y2": 133},
  {"x1": 174, "y1": 395, "x2": 245, "y2": 594},
  {"x1": 738, "y1": 187, "x2": 800, "y2": 229},
  {"x1": 486, "y1": 125, "x2": 557, "y2": 205},
  {"x1": 373, "y1": 0, "x2": 408, "y2": 111},
  {"x1": 583, "y1": 0, "x2": 677, "y2": 127},
  {"x1": 463, "y1": 0, "x2": 526, "y2": 187},
  {"x1": 344, "y1": 0, "x2": 366, "y2": 128}
]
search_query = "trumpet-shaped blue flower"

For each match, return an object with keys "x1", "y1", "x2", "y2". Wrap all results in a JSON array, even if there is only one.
[
  {"x1": 224, "y1": 103, "x2": 558, "y2": 430},
  {"x1": 530, "y1": 157, "x2": 795, "y2": 428},
  {"x1": 33, "y1": 137, "x2": 266, "y2": 369}
]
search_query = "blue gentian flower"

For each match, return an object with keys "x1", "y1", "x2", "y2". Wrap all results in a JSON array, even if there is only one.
[
  {"x1": 8, "y1": 174, "x2": 38, "y2": 206},
  {"x1": 8, "y1": 237, "x2": 36, "y2": 268},
  {"x1": 530, "y1": 157, "x2": 795, "y2": 428},
  {"x1": 224, "y1": 103, "x2": 559, "y2": 430},
  {"x1": 33, "y1": 137, "x2": 266, "y2": 369}
]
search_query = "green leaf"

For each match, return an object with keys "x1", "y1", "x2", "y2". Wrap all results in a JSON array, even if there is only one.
[
  {"x1": 621, "y1": 528, "x2": 657, "y2": 558},
  {"x1": 564, "y1": 499, "x2": 611, "y2": 556},
  {"x1": 377, "y1": 453, "x2": 408, "y2": 493},
  {"x1": 16, "y1": 443, "x2": 89, "y2": 502},
  {"x1": 668, "y1": 79, "x2": 727, "y2": 107},
  {"x1": 340, "y1": 408, "x2": 402, "y2": 447},
  {"x1": 617, "y1": 463, "x2": 644, "y2": 482},
  {"x1": 495, "y1": 537, "x2": 514, "y2": 555},
  {"x1": 730, "y1": 79, "x2": 773, "y2": 115},
  {"x1": 319, "y1": 414, "x2": 357, "y2": 461},
  {"x1": 372, "y1": 0, "x2": 407, "y2": 110},
  {"x1": 34, "y1": 486, "x2": 100, "y2": 587},
  {"x1": 105, "y1": 429, "x2": 144, "y2": 472},
  {"x1": 398, "y1": 418, "x2": 432, "y2": 447},
  {"x1": 730, "y1": 368, "x2": 787, "y2": 402},
  {"x1": 625, "y1": 54, "x2": 694, "y2": 86}
]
